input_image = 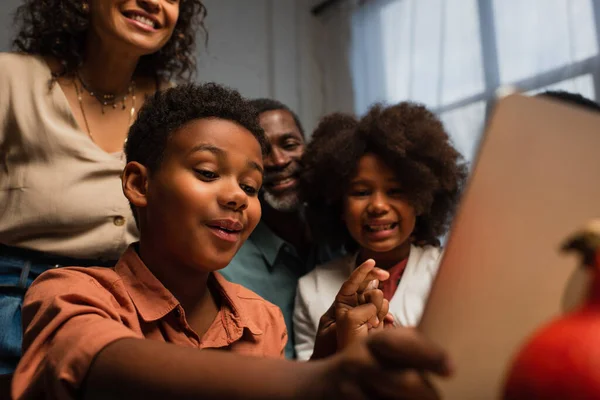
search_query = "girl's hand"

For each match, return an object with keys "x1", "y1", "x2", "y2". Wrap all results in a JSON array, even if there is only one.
[
  {"x1": 360, "y1": 278, "x2": 396, "y2": 332},
  {"x1": 311, "y1": 259, "x2": 390, "y2": 358}
]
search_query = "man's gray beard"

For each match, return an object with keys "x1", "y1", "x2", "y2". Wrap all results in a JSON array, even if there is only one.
[{"x1": 262, "y1": 190, "x2": 301, "y2": 213}]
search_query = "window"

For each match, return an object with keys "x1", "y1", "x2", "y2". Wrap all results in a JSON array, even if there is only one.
[
  {"x1": 494, "y1": 0, "x2": 597, "y2": 84},
  {"x1": 351, "y1": 0, "x2": 600, "y2": 164}
]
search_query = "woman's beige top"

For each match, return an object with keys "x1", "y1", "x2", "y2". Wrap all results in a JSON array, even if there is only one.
[{"x1": 0, "y1": 53, "x2": 138, "y2": 261}]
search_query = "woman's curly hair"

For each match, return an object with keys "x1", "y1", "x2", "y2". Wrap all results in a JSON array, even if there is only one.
[
  {"x1": 300, "y1": 103, "x2": 468, "y2": 250},
  {"x1": 11, "y1": 0, "x2": 206, "y2": 82}
]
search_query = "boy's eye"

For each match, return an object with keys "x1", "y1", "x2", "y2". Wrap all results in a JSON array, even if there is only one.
[
  {"x1": 195, "y1": 169, "x2": 218, "y2": 180},
  {"x1": 389, "y1": 188, "x2": 404, "y2": 196},
  {"x1": 241, "y1": 184, "x2": 258, "y2": 196}
]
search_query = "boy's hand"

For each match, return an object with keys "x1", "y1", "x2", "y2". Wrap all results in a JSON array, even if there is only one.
[
  {"x1": 311, "y1": 259, "x2": 390, "y2": 359},
  {"x1": 317, "y1": 327, "x2": 453, "y2": 400}
]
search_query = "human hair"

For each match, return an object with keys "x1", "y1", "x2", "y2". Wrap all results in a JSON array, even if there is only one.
[
  {"x1": 538, "y1": 90, "x2": 600, "y2": 113},
  {"x1": 125, "y1": 83, "x2": 268, "y2": 224},
  {"x1": 126, "y1": 83, "x2": 268, "y2": 173},
  {"x1": 11, "y1": 0, "x2": 206, "y2": 82},
  {"x1": 300, "y1": 103, "x2": 468, "y2": 250},
  {"x1": 249, "y1": 98, "x2": 305, "y2": 137}
]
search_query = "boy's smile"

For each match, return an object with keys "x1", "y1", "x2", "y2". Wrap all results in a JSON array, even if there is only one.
[
  {"x1": 131, "y1": 117, "x2": 264, "y2": 273},
  {"x1": 205, "y1": 218, "x2": 244, "y2": 243}
]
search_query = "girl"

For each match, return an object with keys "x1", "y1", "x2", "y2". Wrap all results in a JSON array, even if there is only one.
[{"x1": 294, "y1": 103, "x2": 468, "y2": 360}]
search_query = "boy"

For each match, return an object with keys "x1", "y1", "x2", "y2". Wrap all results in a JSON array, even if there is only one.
[{"x1": 12, "y1": 83, "x2": 451, "y2": 399}]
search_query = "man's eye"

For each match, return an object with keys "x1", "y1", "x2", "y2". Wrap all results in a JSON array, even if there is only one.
[{"x1": 283, "y1": 142, "x2": 300, "y2": 151}]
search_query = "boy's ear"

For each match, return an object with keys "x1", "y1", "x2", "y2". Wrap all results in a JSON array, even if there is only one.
[{"x1": 122, "y1": 161, "x2": 149, "y2": 208}]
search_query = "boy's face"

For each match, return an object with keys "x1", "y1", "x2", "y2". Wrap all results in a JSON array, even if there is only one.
[
  {"x1": 131, "y1": 118, "x2": 264, "y2": 271},
  {"x1": 343, "y1": 153, "x2": 416, "y2": 259}
]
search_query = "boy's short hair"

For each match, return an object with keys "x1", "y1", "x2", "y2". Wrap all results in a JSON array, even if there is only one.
[
  {"x1": 300, "y1": 103, "x2": 468, "y2": 249},
  {"x1": 249, "y1": 98, "x2": 305, "y2": 137},
  {"x1": 125, "y1": 83, "x2": 269, "y2": 222},
  {"x1": 126, "y1": 83, "x2": 269, "y2": 172}
]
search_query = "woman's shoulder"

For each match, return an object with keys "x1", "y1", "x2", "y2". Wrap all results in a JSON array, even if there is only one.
[
  {"x1": 0, "y1": 51, "x2": 30, "y2": 65},
  {"x1": 0, "y1": 52, "x2": 54, "y2": 84},
  {"x1": 0, "y1": 52, "x2": 47, "y2": 71}
]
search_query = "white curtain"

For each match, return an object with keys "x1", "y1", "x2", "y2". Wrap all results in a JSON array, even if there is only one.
[{"x1": 349, "y1": 0, "x2": 600, "y2": 163}]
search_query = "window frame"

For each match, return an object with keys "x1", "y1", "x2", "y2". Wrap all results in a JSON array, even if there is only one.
[{"x1": 433, "y1": 0, "x2": 600, "y2": 119}]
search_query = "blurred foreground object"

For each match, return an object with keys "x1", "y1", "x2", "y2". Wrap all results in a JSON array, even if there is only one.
[{"x1": 504, "y1": 219, "x2": 600, "y2": 400}]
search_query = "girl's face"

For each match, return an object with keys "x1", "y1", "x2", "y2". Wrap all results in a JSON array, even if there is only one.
[
  {"x1": 88, "y1": 0, "x2": 180, "y2": 56},
  {"x1": 343, "y1": 153, "x2": 416, "y2": 263}
]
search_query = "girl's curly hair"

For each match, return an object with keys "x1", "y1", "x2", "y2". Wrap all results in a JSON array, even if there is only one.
[
  {"x1": 300, "y1": 103, "x2": 468, "y2": 250},
  {"x1": 11, "y1": 0, "x2": 206, "y2": 82}
]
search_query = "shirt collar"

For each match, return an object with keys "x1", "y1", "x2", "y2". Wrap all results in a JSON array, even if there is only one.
[
  {"x1": 210, "y1": 272, "x2": 263, "y2": 336},
  {"x1": 115, "y1": 245, "x2": 180, "y2": 322},
  {"x1": 248, "y1": 221, "x2": 288, "y2": 269},
  {"x1": 115, "y1": 245, "x2": 263, "y2": 337}
]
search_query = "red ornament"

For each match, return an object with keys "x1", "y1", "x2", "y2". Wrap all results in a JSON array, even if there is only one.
[{"x1": 504, "y1": 220, "x2": 600, "y2": 400}]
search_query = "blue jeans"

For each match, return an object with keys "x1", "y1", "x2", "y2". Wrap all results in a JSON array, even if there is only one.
[{"x1": 0, "y1": 245, "x2": 115, "y2": 374}]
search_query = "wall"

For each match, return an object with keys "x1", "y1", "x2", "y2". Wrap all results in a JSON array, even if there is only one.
[
  {"x1": 0, "y1": 0, "x2": 331, "y2": 135},
  {"x1": 198, "y1": 0, "x2": 326, "y2": 134},
  {"x1": 1, "y1": 0, "x2": 19, "y2": 51}
]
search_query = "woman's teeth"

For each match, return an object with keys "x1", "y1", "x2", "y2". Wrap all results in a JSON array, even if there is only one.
[{"x1": 131, "y1": 15, "x2": 155, "y2": 28}]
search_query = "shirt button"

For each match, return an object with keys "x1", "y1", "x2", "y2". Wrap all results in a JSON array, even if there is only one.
[{"x1": 113, "y1": 216, "x2": 126, "y2": 226}]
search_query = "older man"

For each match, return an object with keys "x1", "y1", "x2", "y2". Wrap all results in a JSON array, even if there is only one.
[{"x1": 221, "y1": 99, "x2": 340, "y2": 359}]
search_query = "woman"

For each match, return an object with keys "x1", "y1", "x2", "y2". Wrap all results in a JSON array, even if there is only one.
[{"x1": 0, "y1": 0, "x2": 206, "y2": 381}]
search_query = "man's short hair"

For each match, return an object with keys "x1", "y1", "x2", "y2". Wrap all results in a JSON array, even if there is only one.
[{"x1": 249, "y1": 98, "x2": 305, "y2": 137}]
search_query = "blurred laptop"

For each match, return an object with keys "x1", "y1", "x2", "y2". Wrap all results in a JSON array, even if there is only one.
[{"x1": 418, "y1": 93, "x2": 600, "y2": 399}]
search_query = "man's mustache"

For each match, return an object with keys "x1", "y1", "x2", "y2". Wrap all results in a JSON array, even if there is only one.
[{"x1": 264, "y1": 164, "x2": 301, "y2": 185}]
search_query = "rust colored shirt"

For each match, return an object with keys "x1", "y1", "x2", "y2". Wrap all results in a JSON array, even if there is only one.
[
  {"x1": 380, "y1": 258, "x2": 409, "y2": 301},
  {"x1": 12, "y1": 246, "x2": 288, "y2": 400}
]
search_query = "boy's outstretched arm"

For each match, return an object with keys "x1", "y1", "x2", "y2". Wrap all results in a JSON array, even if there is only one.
[
  {"x1": 84, "y1": 327, "x2": 452, "y2": 400},
  {"x1": 14, "y1": 263, "x2": 450, "y2": 400},
  {"x1": 84, "y1": 338, "x2": 326, "y2": 400}
]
